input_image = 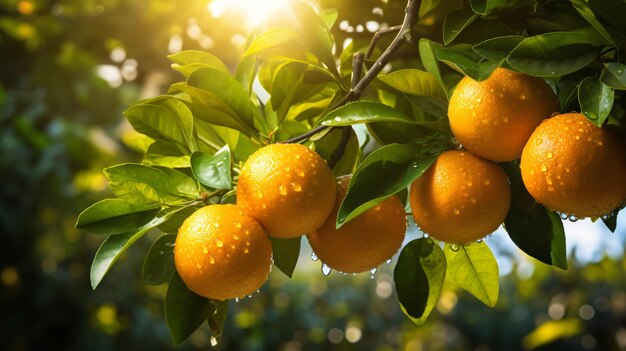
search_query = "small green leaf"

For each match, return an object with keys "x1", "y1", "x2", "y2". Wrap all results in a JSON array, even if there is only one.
[
  {"x1": 419, "y1": 39, "x2": 446, "y2": 98},
  {"x1": 76, "y1": 199, "x2": 160, "y2": 235},
  {"x1": 165, "y1": 271, "x2": 221, "y2": 345},
  {"x1": 502, "y1": 163, "x2": 567, "y2": 269},
  {"x1": 570, "y1": 0, "x2": 617, "y2": 47},
  {"x1": 124, "y1": 96, "x2": 196, "y2": 154},
  {"x1": 578, "y1": 76, "x2": 614, "y2": 127},
  {"x1": 144, "y1": 141, "x2": 191, "y2": 168},
  {"x1": 506, "y1": 29, "x2": 603, "y2": 77},
  {"x1": 378, "y1": 69, "x2": 448, "y2": 114},
  {"x1": 600, "y1": 63, "x2": 626, "y2": 90},
  {"x1": 244, "y1": 28, "x2": 303, "y2": 57},
  {"x1": 168, "y1": 50, "x2": 229, "y2": 76},
  {"x1": 320, "y1": 101, "x2": 423, "y2": 126},
  {"x1": 473, "y1": 35, "x2": 524, "y2": 62},
  {"x1": 105, "y1": 164, "x2": 198, "y2": 205},
  {"x1": 557, "y1": 79, "x2": 579, "y2": 113},
  {"x1": 443, "y1": 7, "x2": 479, "y2": 45},
  {"x1": 337, "y1": 142, "x2": 445, "y2": 226},
  {"x1": 270, "y1": 237, "x2": 301, "y2": 278},
  {"x1": 90, "y1": 206, "x2": 187, "y2": 289},
  {"x1": 444, "y1": 242, "x2": 499, "y2": 307},
  {"x1": 394, "y1": 238, "x2": 446, "y2": 325},
  {"x1": 436, "y1": 45, "x2": 499, "y2": 81},
  {"x1": 191, "y1": 146, "x2": 232, "y2": 190},
  {"x1": 469, "y1": 0, "x2": 507, "y2": 15},
  {"x1": 142, "y1": 234, "x2": 176, "y2": 285}
]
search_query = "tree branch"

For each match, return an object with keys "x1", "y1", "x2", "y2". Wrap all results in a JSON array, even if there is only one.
[
  {"x1": 365, "y1": 25, "x2": 402, "y2": 60},
  {"x1": 279, "y1": 0, "x2": 420, "y2": 145}
]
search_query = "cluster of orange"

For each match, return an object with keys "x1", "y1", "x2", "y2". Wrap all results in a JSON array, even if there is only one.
[
  {"x1": 175, "y1": 143, "x2": 406, "y2": 300},
  {"x1": 174, "y1": 68, "x2": 626, "y2": 301}
]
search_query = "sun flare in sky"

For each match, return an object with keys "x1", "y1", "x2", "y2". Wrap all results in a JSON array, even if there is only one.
[{"x1": 207, "y1": 0, "x2": 290, "y2": 29}]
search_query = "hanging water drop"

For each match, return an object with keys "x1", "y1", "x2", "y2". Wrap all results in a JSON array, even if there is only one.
[
  {"x1": 235, "y1": 298, "x2": 240, "y2": 302},
  {"x1": 210, "y1": 336, "x2": 219, "y2": 347},
  {"x1": 321, "y1": 263, "x2": 332, "y2": 276},
  {"x1": 311, "y1": 252, "x2": 319, "y2": 261},
  {"x1": 386, "y1": 259, "x2": 392, "y2": 264},
  {"x1": 450, "y1": 244, "x2": 460, "y2": 252},
  {"x1": 370, "y1": 268, "x2": 377, "y2": 275}
]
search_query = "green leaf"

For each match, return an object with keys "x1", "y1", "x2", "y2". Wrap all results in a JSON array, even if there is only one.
[
  {"x1": 158, "y1": 206, "x2": 197, "y2": 234},
  {"x1": 244, "y1": 27, "x2": 303, "y2": 57},
  {"x1": 570, "y1": 0, "x2": 617, "y2": 47},
  {"x1": 207, "y1": 300, "x2": 229, "y2": 344},
  {"x1": 557, "y1": 79, "x2": 579, "y2": 113},
  {"x1": 90, "y1": 206, "x2": 187, "y2": 289},
  {"x1": 469, "y1": 0, "x2": 507, "y2": 15},
  {"x1": 472, "y1": 35, "x2": 524, "y2": 62},
  {"x1": 419, "y1": 39, "x2": 446, "y2": 97},
  {"x1": 502, "y1": 163, "x2": 567, "y2": 269},
  {"x1": 443, "y1": 7, "x2": 479, "y2": 45},
  {"x1": 235, "y1": 55, "x2": 259, "y2": 94},
  {"x1": 600, "y1": 63, "x2": 626, "y2": 90},
  {"x1": 337, "y1": 142, "x2": 444, "y2": 226},
  {"x1": 378, "y1": 69, "x2": 448, "y2": 114},
  {"x1": 320, "y1": 8, "x2": 339, "y2": 29},
  {"x1": 578, "y1": 76, "x2": 614, "y2": 127},
  {"x1": 602, "y1": 212, "x2": 618, "y2": 233},
  {"x1": 270, "y1": 62, "x2": 308, "y2": 111},
  {"x1": 313, "y1": 127, "x2": 360, "y2": 176},
  {"x1": 144, "y1": 141, "x2": 191, "y2": 168},
  {"x1": 142, "y1": 234, "x2": 176, "y2": 285},
  {"x1": 165, "y1": 271, "x2": 222, "y2": 345},
  {"x1": 190, "y1": 146, "x2": 232, "y2": 190},
  {"x1": 436, "y1": 45, "x2": 500, "y2": 81},
  {"x1": 105, "y1": 163, "x2": 198, "y2": 205},
  {"x1": 124, "y1": 96, "x2": 196, "y2": 154},
  {"x1": 270, "y1": 237, "x2": 301, "y2": 278},
  {"x1": 168, "y1": 50, "x2": 230, "y2": 78},
  {"x1": 444, "y1": 242, "x2": 499, "y2": 307},
  {"x1": 76, "y1": 199, "x2": 160, "y2": 235},
  {"x1": 319, "y1": 101, "x2": 423, "y2": 126},
  {"x1": 394, "y1": 238, "x2": 446, "y2": 325},
  {"x1": 506, "y1": 29, "x2": 604, "y2": 77},
  {"x1": 186, "y1": 67, "x2": 258, "y2": 133}
]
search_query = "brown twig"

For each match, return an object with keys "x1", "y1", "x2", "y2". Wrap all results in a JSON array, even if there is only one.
[
  {"x1": 365, "y1": 25, "x2": 402, "y2": 60},
  {"x1": 279, "y1": 0, "x2": 420, "y2": 145}
]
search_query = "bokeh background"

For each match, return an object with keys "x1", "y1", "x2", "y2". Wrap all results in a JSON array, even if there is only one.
[{"x1": 2, "y1": 0, "x2": 626, "y2": 350}]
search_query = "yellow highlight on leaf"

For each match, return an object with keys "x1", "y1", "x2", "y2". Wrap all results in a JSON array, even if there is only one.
[{"x1": 522, "y1": 318, "x2": 583, "y2": 349}]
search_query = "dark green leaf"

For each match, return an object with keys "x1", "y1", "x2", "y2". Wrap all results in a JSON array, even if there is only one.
[
  {"x1": 506, "y1": 29, "x2": 603, "y2": 77},
  {"x1": 168, "y1": 50, "x2": 229, "y2": 76},
  {"x1": 124, "y1": 96, "x2": 196, "y2": 154},
  {"x1": 191, "y1": 146, "x2": 232, "y2": 190},
  {"x1": 394, "y1": 238, "x2": 446, "y2": 325},
  {"x1": 105, "y1": 163, "x2": 198, "y2": 205},
  {"x1": 337, "y1": 142, "x2": 444, "y2": 226},
  {"x1": 444, "y1": 242, "x2": 499, "y2": 307},
  {"x1": 570, "y1": 0, "x2": 617, "y2": 46},
  {"x1": 600, "y1": 63, "x2": 626, "y2": 90},
  {"x1": 270, "y1": 237, "x2": 301, "y2": 278},
  {"x1": 76, "y1": 198, "x2": 160, "y2": 235},
  {"x1": 320, "y1": 101, "x2": 423, "y2": 126},
  {"x1": 578, "y1": 77, "x2": 614, "y2": 127},
  {"x1": 378, "y1": 69, "x2": 448, "y2": 114},
  {"x1": 165, "y1": 271, "x2": 220, "y2": 345},
  {"x1": 313, "y1": 127, "x2": 360, "y2": 176},
  {"x1": 443, "y1": 7, "x2": 479, "y2": 45},
  {"x1": 502, "y1": 163, "x2": 567, "y2": 269},
  {"x1": 557, "y1": 79, "x2": 579, "y2": 112},
  {"x1": 207, "y1": 300, "x2": 229, "y2": 344},
  {"x1": 469, "y1": 0, "x2": 507, "y2": 15},
  {"x1": 90, "y1": 206, "x2": 187, "y2": 289},
  {"x1": 436, "y1": 45, "x2": 499, "y2": 81},
  {"x1": 158, "y1": 206, "x2": 197, "y2": 234},
  {"x1": 142, "y1": 234, "x2": 176, "y2": 285},
  {"x1": 473, "y1": 35, "x2": 524, "y2": 62}
]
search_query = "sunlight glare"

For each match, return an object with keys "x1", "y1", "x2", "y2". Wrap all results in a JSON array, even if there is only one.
[{"x1": 207, "y1": 0, "x2": 289, "y2": 28}]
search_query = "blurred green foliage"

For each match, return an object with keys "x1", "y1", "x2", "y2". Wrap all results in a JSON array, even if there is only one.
[{"x1": 2, "y1": 0, "x2": 626, "y2": 350}]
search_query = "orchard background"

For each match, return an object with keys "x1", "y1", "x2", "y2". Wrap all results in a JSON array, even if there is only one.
[{"x1": 2, "y1": 0, "x2": 626, "y2": 350}]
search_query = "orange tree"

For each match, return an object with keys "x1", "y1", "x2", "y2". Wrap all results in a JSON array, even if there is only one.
[{"x1": 76, "y1": 0, "x2": 626, "y2": 346}]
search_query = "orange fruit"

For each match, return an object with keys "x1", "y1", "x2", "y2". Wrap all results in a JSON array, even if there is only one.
[
  {"x1": 306, "y1": 176, "x2": 407, "y2": 273},
  {"x1": 236, "y1": 143, "x2": 336, "y2": 238},
  {"x1": 521, "y1": 112, "x2": 626, "y2": 218},
  {"x1": 409, "y1": 150, "x2": 511, "y2": 243},
  {"x1": 448, "y1": 67, "x2": 560, "y2": 161},
  {"x1": 174, "y1": 204, "x2": 272, "y2": 300}
]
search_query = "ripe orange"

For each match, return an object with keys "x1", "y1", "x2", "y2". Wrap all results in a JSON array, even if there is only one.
[
  {"x1": 409, "y1": 150, "x2": 511, "y2": 243},
  {"x1": 174, "y1": 204, "x2": 272, "y2": 300},
  {"x1": 306, "y1": 176, "x2": 407, "y2": 273},
  {"x1": 521, "y1": 112, "x2": 626, "y2": 218},
  {"x1": 448, "y1": 67, "x2": 560, "y2": 162},
  {"x1": 236, "y1": 143, "x2": 336, "y2": 238}
]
